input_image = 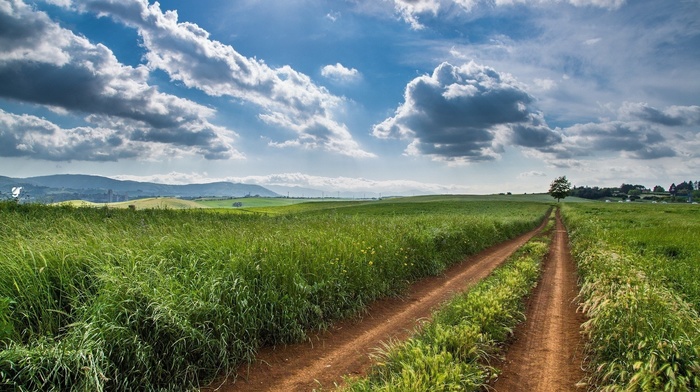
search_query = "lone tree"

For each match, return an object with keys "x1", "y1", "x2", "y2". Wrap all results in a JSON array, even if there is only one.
[{"x1": 549, "y1": 176, "x2": 571, "y2": 202}]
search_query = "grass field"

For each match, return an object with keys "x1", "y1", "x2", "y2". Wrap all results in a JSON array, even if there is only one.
[
  {"x1": 0, "y1": 197, "x2": 549, "y2": 391},
  {"x1": 562, "y1": 203, "x2": 700, "y2": 390},
  {"x1": 194, "y1": 197, "x2": 358, "y2": 209},
  {"x1": 55, "y1": 193, "x2": 590, "y2": 212}
]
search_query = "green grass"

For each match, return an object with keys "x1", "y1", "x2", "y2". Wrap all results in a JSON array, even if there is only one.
[
  {"x1": 0, "y1": 198, "x2": 549, "y2": 391},
  {"x1": 343, "y1": 216, "x2": 553, "y2": 391},
  {"x1": 56, "y1": 197, "x2": 207, "y2": 210},
  {"x1": 562, "y1": 203, "x2": 700, "y2": 391},
  {"x1": 194, "y1": 197, "x2": 356, "y2": 209}
]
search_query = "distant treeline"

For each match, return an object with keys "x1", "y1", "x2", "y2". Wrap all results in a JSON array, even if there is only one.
[{"x1": 572, "y1": 180, "x2": 700, "y2": 200}]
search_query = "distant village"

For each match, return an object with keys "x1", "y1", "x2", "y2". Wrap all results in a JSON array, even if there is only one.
[{"x1": 571, "y1": 181, "x2": 699, "y2": 203}]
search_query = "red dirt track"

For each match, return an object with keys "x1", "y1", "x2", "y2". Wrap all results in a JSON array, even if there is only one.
[
  {"x1": 207, "y1": 215, "x2": 550, "y2": 392},
  {"x1": 490, "y1": 210, "x2": 587, "y2": 391}
]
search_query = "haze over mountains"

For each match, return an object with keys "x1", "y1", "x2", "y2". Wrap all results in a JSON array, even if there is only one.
[{"x1": 0, "y1": 174, "x2": 279, "y2": 203}]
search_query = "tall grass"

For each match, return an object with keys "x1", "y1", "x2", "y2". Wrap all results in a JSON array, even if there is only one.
[
  {"x1": 0, "y1": 199, "x2": 547, "y2": 391},
  {"x1": 562, "y1": 203, "x2": 700, "y2": 391}
]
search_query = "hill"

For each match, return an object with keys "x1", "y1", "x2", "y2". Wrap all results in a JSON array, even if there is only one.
[{"x1": 1, "y1": 174, "x2": 279, "y2": 203}]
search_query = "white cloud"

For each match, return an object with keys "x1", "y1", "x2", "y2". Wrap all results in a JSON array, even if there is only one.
[
  {"x1": 325, "y1": 11, "x2": 340, "y2": 22},
  {"x1": 321, "y1": 63, "x2": 361, "y2": 83},
  {"x1": 388, "y1": 0, "x2": 625, "y2": 29},
  {"x1": 69, "y1": 0, "x2": 374, "y2": 158},
  {"x1": 568, "y1": 0, "x2": 626, "y2": 9},
  {"x1": 41, "y1": 0, "x2": 72, "y2": 5},
  {"x1": 392, "y1": 0, "x2": 442, "y2": 29},
  {"x1": 526, "y1": 108, "x2": 696, "y2": 167},
  {"x1": 0, "y1": 109, "x2": 155, "y2": 161},
  {"x1": 0, "y1": 0, "x2": 240, "y2": 160}
]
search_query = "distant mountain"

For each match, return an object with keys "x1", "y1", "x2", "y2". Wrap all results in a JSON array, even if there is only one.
[{"x1": 1, "y1": 174, "x2": 279, "y2": 203}]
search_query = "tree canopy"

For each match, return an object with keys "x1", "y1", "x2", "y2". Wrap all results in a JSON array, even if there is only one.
[{"x1": 549, "y1": 176, "x2": 571, "y2": 202}]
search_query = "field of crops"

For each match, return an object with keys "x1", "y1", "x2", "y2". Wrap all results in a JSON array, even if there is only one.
[
  {"x1": 562, "y1": 203, "x2": 700, "y2": 390},
  {"x1": 0, "y1": 198, "x2": 548, "y2": 391}
]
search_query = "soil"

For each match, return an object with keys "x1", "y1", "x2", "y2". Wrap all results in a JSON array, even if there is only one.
[
  {"x1": 490, "y1": 210, "x2": 587, "y2": 391},
  {"x1": 205, "y1": 215, "x2": 549, "y2": 392}
]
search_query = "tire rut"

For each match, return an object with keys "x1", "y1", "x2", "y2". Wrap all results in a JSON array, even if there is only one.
[{"x1": 490, "y1": 209, "x2": 587, "y2": 391}]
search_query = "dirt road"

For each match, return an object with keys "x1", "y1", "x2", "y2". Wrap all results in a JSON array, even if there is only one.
[
  {"x1": 209, "y1": 216, "x2": 549, "y2": 392},
  {"x1": 490, "y1": 210, "x2": 586, "y2": 391}
]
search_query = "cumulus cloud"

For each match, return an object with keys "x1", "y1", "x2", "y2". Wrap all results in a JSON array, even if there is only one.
[
  {"x1": 67, "y1": 0, "x2": 373, "y2": 158},
  {"x1": 373, "y1": 61, "x2": 561, "y2": 163},
  {"x1": 535, "y1": 102, "x2": 700, "y2": 164},
  {"x1": 562, "y1": 121, "x2": 676, "y2": 159},
  {"x1": 0, "y1": 0, "x2": 240, "y2": 160},
  {"x1": 374, "y1": 62, "x2": 687, "y2": 166},
  {"x1": 0, "y1": 109, "x2": 142, "y2": 161},
  {"x1": 525, "y1": 118, "x2": 681, "y2": 167},
  {"x1": 321, "y1": 63, "x2": 361, "y2": 83}
]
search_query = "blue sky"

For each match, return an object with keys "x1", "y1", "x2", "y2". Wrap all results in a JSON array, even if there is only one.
[{"x1": 1, "y1": 0, "x2": 699, "y2": 195}]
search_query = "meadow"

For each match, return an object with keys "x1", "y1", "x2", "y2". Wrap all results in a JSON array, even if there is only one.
[
  {"x1": 562, "y1": 203, "x2": 700, "y2": 390},
  {"x1": 0, "y1": 197, "x2": 548, "y2": 391}
]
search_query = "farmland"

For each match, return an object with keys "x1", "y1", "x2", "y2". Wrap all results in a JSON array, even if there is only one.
[
  {"x1": 0, "y1": 197, "x2": 548, "y2": 391},
  {"x1": 4, "y1": 197, "x2": 698, "y2": 391},
  {"x1": 562, "y1": 203, "x2": 700, "y2": 390}
]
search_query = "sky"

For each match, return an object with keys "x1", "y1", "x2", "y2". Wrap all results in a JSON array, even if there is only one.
[{"x1": 1, "y1": 0, "x2": 699, "y2": 196}]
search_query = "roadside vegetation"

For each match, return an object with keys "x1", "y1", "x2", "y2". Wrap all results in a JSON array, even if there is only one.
[
  {"x1": 562, "y1": 203, "x2": 700, "y2": 391},
  {"x1": 0, "y1": 198, "x2": 547, "y2": 391},
  {"x1": 343, "y1": 216, "x2": 554, "y2": 391}
]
